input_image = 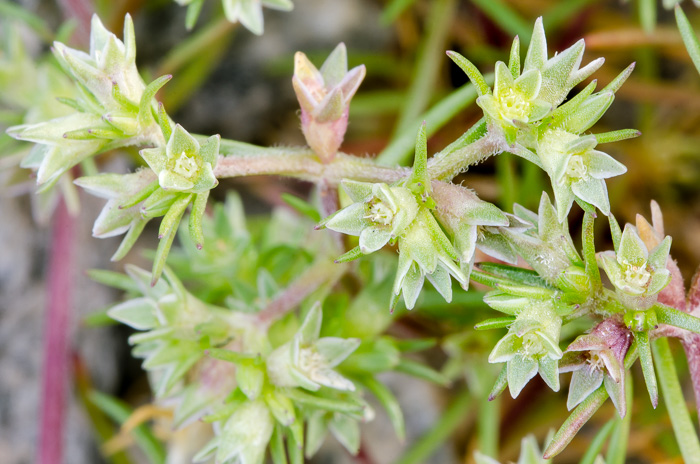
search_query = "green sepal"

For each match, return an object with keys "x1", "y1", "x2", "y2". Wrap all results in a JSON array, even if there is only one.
[
  {"x1": 636, "y1": 330, "x2": 659, "y2": 408},
  {"x1": 446, "y1": 50, "x2": 490, "y2": 96},
  {"x1": 508, "y1": 35, "x2": 521, "y2": 78},
  {"x1": 188, "y1": 191, "x2": 209, "y2": 249},
  {"x1": 475, "y1": 316, "x2": 516, "y2": 331}
]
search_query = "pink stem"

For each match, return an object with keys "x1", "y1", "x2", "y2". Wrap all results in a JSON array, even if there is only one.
[
  {"x1": 38, "y1": 200, "x2": 76, "y2": 464},
  {"x1": 57, "y1": 0, "x2": 93, "y2": 44}
]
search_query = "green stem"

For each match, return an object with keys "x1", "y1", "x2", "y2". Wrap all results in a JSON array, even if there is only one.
[
  {"x1": 427, "y1": 129, "x2": 505, "y2": 181},
  {"x1": 652, "y1": 337, "x2": 700, "y2": 464},
  {"x1": 394, "y1": 389, "x2": 473, "y2": 464},
  {"x1": 478, "y1": 394, "x2": 500, "y2": 458}
]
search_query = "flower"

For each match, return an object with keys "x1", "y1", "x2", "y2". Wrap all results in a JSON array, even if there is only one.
[
  {"x1": 140, "y1": 124, "x2": 219, "y2": 193},
  {"x1": 267, "y1": 303, "x2": 360, "y2": 391},
  {"x1": 193, "y1": 400, "x2": 274, "y2": 464},
  {"x1": 488, "y1": 302, "x2": 563, "y2": 397},
  {"x1": 597, "y1": 224, "x2": 671, "y2": 300},
  {"x1": 321, "y1": 180, "x2": 419, "y2": 253},
  {"x1": 560, "y1": 318, "x2": 632, "y2": 417},
  {"x1": 537, "y1": 131, "x2": 626, "y2": 221},
  {"x1": 292, "y1": 43, "x2": 365, "y2": 162},
  {"x1": 476, "y1": 61, "x2": 551, "y2": 142}
]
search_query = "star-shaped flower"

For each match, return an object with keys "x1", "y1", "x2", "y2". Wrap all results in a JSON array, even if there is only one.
[
  {"x1": 140, "y1": 124, "x2": 219, "y2": 193},
  {"x1": 537, "y1": 130, "x2": 627, "y2": 221},
  {"x1": 488, "y1": 302, "x2": 563, "y2": 397},
  {"x1": 559, "y1": 318, "x2": 632, "y2": 417},
  {"x1": 267, "y1": 303, "x2": 360, "y2": 391},
  {"x1": 597, "y1": 224, "x2": 671, "y2": 299}
]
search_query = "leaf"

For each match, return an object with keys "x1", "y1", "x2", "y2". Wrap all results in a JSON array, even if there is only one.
[
  {"x1": 475, "y1": 317, "x2": 516, "y2": 331},
  {"x1": 676, "y1": 5, "x2": 700, "y2": 76},
  {"x1": 636, "y1": 331, "x2": 659, "y2": 408},
  {"x1": 360, "y1": 376, "x2": 405, "y2": 441},
  {"x1": 656, "y1": 304, "x2": 700, "y2": 335}
]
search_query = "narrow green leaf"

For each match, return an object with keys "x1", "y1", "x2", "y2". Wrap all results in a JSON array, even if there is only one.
[
  {"x1": 151, "y1": 207, "x2": 186, "y2": 285},
  {"x1": 582, "y1": 211, "x2": 602, "y2": 288},
  {"x1": 474, "y1": 317, "x2": 516, "y2": 331},
  {"x1": 608, "y1": 213, "x2": 622, "y2": 251},
  {"x1": 283, "y1": 389, "x2": 365, "y2": 417},
  {"x1": 119, "y1": 180, "x2": 160, "y2": 210},
  {"x1": 270, "y1": 426, "x2": 289, "y2": 464},
  {"x1": 508, "y1": 36, "x2": 521, "y2": 78},
  {"x1": 636, "y1": 331, "x2": 659, "y2": 408},
  {"x1": 477, "y1": 263, "x2": 549, "y2": 288},
  {"x1": 157, "y1": 102, "x2": 172, "y2": 141},
  {"x1": 639, "y1": 0, "x2": 657, "y2": 34},
  {"x1": 605, "y1": 372, "x2": 632, "y2": 464},
  {"x1": 188, "y1": 191, "x2": 209, "y2": 249},
  {"x1": 185, "y1": 0, "x2": 205, "y2": 30},
  {"x1": 595, "y1": 129, "x2": 641, "y2": 145},
  {"x1": 334, "y1": 246, "x2": 363, "y2": 263},
  {"x1": 158, "y1": 194, "x2": 192, "y2": 239},
  {"x1": 488, "y1": 365, "x2": 508, "y2": 401},
  {"x1": 111, "y1": 219, "x2": 149, "y2": 262},
  {"x1": 445, "y1": 51, "x2": 490, "y2": 96},
  {"x1": 656, "y1": 304, "x2": 700, "y2": 335}
]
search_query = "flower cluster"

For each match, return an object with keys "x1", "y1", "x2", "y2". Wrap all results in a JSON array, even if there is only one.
[{"x1": 449, "y1": 18, "x2": 637, "y2": 221}]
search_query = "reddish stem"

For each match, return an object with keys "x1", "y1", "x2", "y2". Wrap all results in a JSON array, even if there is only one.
[{"x1": 38, "y1": 200, "x2": 76, "y2": 464}]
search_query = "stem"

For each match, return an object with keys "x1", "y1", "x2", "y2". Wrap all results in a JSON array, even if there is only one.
[
  {"x1": 426, "y1": 129, "x2": 505, "y2": 181},
  {"x1": 214, "y1": 150, "x2": 408, "y2": 186},
  {"x1": 652, "y1": 337, "x2": 700, "y2": 464},
  {"x1": 257, "y1": 259, "x2": 346, "y2": 326},
  {"x1": 394, "y1": 389, "x2": 473, "y2": 464},
  {"x1": 39, "y1": 200, "x2": 76, "y2": 464},
  {"x1": 477, "y1": 394, "x2": 500, "y2": 458}
]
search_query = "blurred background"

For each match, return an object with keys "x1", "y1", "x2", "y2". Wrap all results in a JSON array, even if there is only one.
[{"x1": 1, "y1": 0, "x2": 700, "y2": 463}]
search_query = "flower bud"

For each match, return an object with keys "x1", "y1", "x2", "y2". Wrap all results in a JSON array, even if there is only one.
[{"x1": 292, "y1": 43, "x2": 365, "y2": 162}]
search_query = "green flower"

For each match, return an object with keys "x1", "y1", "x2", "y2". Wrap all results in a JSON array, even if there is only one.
[
  {"x1": 537, "y1": 130, "x2": 626, "y2": 221},
  {"x1": 193, "y1": 400, "x2": 274, "y2": 464},
  {"x1": 477, "y1": 61, "x2": 551, "y2": 141},
  {"x1": 597, "y1": 224, "x2": 672, "y2": 299},
  {"x1": 321, "y1": 180, "x2": 419, "y2": 254},
  {"x1": 488, "y1": 302, "x2": 563, "y2": 397},
  {"x1": 141, "y1": 124, "x2": 219, "y2": 193},
  {"x1": 267, "y1": 303, "x2": 360, "y2": 391}
]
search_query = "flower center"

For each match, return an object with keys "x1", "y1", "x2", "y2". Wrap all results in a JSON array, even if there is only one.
[
  {"x1": 566, "y1": 155, "x2": 587, "y2": 180},
  {"x1": 366, "y1": 200, "x2": 394, "y2": 226},
  {"x1": 586, "y1": 352, "x2": 605, "y2": 372},
  {"x1": 622, "y1": 260, "x2": 651, "y2": 288},
  {"x1": 173, "y1": 152, "x2": 198, "y2": 179},
  {"x1": 499, "y1": 88, "x2": 530, "y2": 121},
  {"x1": 298, "y1": 347, "x2": 325, "y2": 373},
  {"x1": 522, "y1": 333, "x2": 545, "y2": 358}
]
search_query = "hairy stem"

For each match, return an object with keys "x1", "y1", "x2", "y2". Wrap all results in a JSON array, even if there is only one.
[
  {"x1": 426, "y1": 128, "x2": 506, "y2": 181},
  {"x1": 257, "y1": 259, "x2": 346, "y2": 326},
  {"x1": 215, "y1": 150, "x2": 408, "y2": 186}
]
